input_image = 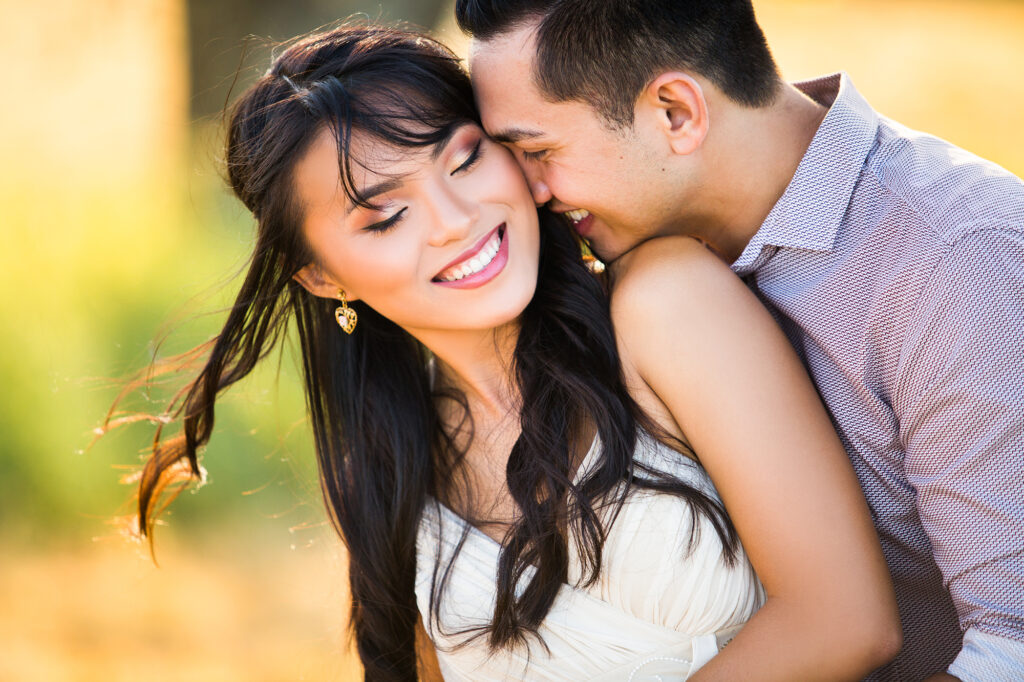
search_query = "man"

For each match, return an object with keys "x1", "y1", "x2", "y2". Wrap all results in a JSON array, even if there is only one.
[{"x1": 456, "y1": 1, "x2": 1024, "y2": 680}]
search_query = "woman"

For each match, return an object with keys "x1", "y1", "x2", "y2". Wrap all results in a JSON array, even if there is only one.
[{"x1": 118, "y1": 24, "x2": 899, "y2": 681}]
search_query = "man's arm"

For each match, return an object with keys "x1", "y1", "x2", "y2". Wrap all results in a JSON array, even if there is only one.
[{"x1": 896, "y1": 227, "x2": 1024, "y2": 681}]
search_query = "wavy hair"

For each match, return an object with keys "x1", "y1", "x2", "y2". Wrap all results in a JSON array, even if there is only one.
[{"x1": 108, "y1": 24, "x2": 738, "y2": 681}]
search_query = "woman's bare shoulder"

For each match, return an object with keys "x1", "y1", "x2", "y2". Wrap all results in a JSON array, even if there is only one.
[{"x1": 609, "y1": 235, "x2": 743, "y2": 333}]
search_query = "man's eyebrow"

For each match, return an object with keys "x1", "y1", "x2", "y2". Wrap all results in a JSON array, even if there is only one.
[
  {"x1": 489, "y1": 127, "x2": 545, "y2": 145},
  {"x1": 345, "y1": 178, "x2": 404, "y2": 215}
]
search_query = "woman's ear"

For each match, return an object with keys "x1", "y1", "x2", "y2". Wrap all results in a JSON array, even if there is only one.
[
  {"x1": 292, "y1": 264, "x2": 359, "y2": 301},
  {"x1": 637, "y1": 71, "x2": 710, "y2": 156}
]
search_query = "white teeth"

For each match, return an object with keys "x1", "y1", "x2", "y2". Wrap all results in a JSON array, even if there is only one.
[
  {"x1": 437, "y1": 230, "x2": 503, "y2": 282},
  {"x1": 564, "y1": 209, "x2": 590, "y2": 223}
]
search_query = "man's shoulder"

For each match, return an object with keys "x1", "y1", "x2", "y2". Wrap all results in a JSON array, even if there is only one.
[{"x1": 863, "y1": 116, "x2": 1024, "y2": 245}]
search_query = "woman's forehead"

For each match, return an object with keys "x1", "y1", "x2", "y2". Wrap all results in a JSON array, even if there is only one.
[
  {"x1": 344, "y1": 119, "x2": 474, "y2": 181},
  {"x1": 295, "y1": 127, "x2": 442, "y2": 212},
  {"x1": 342, "y1": 132, "x2": 438, "y2": 197},
  {"x1": 348, "y1": 130, "x2": 433, "y2": 171}
]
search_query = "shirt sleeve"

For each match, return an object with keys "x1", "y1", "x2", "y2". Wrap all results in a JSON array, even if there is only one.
[
  {"x1": 948, "y1": 629, "x2": 1024, "y2": 681},
  {"x1": 895, "y1": 227, "x2": 1024, "y2": 678}
]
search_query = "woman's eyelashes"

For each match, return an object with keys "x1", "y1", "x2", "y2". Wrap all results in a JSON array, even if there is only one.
[
  {"x1": 451, "y1": 139, "x2": 483, "y2": 175},
  {"x1": 364, "y1": 207, "x2": 407, "y2": 234},
  {"x1": 360, "y1": 139, "x2": 483, "y2": 235}
]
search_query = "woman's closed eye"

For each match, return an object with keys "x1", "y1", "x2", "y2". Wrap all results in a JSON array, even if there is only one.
[
  {"x1": 361, "y1": 137, "x2": 483, "y2": 235},
  {"x1": 363, "y1": 206, "x2": 407, "y2": 235},
  {"x1": 451, "y1": 139, "x2": 483, "y2": 175}
]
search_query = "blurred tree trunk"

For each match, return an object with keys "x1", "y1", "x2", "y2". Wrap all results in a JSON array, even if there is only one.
[{"x1": 3, "y1": 0, "x2": 187, "y2": 197}]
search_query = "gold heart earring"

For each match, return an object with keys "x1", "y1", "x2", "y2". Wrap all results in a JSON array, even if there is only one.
[{"x1": 334, "y1": 289, "x2": 357, "y2": 334}]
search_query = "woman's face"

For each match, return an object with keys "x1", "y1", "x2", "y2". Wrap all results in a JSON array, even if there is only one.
[{"x1": 293, "y1": 122, "x2": 540, "y2": 339}]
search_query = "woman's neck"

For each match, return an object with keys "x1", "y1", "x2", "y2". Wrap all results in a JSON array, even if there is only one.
[{"x1": 414, "y1": 323, "x2": 520, "y2": 420}]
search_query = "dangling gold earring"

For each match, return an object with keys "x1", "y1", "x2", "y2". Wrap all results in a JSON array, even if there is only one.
[{"x1": 334, "y1": 289, "x2": 357, "y2": 334}]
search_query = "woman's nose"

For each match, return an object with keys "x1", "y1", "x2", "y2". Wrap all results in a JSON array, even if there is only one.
[{"x1": 426, "y1": 182, "x2": 479, "y2": 246}]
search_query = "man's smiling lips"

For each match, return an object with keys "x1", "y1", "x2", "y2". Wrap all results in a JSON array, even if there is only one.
[
  {"x1": 562, "y1": 209, "x2": 594, "y2": 237},
  {"x1": 433, "y1": 224, "x2": 509, "y2": 288}
]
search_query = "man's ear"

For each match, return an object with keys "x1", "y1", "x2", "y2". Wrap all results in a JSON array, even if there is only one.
[
  {"x1": 637, "y1": 72, "x2": 709, "y2": 156},
  {"x1": 292, "y1": 263, "x2": 359, "y2": 302}
]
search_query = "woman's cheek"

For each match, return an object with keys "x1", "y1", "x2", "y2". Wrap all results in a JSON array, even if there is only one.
[
  {"x1": 496, "y1": 161, "x2": 534, "y2": 203},
  {"x1": 337, "y1": 240, "x2": 414, "y2": 296}
]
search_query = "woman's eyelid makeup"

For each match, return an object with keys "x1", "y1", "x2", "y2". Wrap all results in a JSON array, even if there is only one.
[
  {"x1": 346, "y1": 189, "x2": 404, "y2": 234},
  {"x1": 350, "y1": 130, "x2": 483, "y2": 234},
  {"x1": 446, "y1": 127, "x2": 485, "y2": 174},
  {"x1": 348, "y1": 194, "x2": 397, "y2": 228}
]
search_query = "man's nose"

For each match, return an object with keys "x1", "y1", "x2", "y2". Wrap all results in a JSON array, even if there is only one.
[
  {"x1": 528, "y1": 177, "x2": 553, "y2": 207},
  {"x1": 521, "y1": 161, "x2": 553, "y2": 207}
]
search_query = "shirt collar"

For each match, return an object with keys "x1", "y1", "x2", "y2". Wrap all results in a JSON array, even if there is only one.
[{"x1": 731, "y1": 72, "x2": 880, "y2": 275}]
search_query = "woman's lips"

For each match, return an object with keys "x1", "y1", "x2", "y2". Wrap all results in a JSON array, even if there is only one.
[
  {"x1": 435, "y1": 225, "x2": 501, "y2": 276},
  {"x1": 433, "y1": 225, "x2": 509, "y2": 289}
]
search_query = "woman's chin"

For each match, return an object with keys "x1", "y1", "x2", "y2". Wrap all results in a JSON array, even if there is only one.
[
  {"x1": 467, "y1": 290, "x2": 537, "y2": 332},
  {"x1": 459, "y1": 282, "x2": 539, "y2": 334}
]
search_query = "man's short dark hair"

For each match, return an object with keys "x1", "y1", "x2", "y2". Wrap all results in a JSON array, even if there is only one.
[{"x1": 456, "y1": 0, "x2": 780, "y2": 127}]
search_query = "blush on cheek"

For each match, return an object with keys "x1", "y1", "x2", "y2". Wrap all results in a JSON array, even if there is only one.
[{"x1": 496, "y1": 164, "x2": 534, "y2": 204}]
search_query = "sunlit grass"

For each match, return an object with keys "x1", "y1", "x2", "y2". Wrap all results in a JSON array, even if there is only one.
[{"x1": 0, "y1": 540, "x2": 361, "y2": 682}]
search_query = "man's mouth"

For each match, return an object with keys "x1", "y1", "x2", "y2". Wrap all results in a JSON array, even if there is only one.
[
  {"x1": 433, "y1": 225, "x2": 506, "y2": 283},
  {"x1": 563, "y1": 209, "x2": 594, "y2": 237}
]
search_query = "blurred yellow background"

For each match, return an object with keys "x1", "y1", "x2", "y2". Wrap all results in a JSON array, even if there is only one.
[{"x1": 0, "y1": 1, "x2": 1021, "y2": 680}]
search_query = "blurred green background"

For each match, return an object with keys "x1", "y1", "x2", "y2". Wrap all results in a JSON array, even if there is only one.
[{"x1": 1, "y1": 0, "x2": 1021, "y2": 680}]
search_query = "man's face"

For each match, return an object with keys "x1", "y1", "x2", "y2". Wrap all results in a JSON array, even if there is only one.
[{"x1": 469, "y1": 24, "x2": 675, "y2": 262}]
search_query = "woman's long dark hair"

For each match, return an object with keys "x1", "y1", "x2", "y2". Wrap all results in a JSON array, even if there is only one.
[{"x1": 112, "y1": 24, "x2": 738, "y2": 681}]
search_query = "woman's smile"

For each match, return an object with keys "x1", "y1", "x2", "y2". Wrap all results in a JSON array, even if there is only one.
[{"x1": 433, "y1": 224, "x2": 508, "y2": 287}]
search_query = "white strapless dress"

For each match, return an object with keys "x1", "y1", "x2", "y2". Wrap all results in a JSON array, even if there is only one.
[{"x1": 415, "y1": 433, "x2": 764, "y2": 681}]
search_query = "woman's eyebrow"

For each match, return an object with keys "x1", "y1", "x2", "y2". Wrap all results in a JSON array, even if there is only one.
[
  {"x1": 344, "y1": 126, "x2": 470, "y2": 214},
  {"x1": 345, "y1": 178, "x2": 404, "y2": 215},
  {"x1": 429, "y1": 125, "x2": 465, "y2": 161}
]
